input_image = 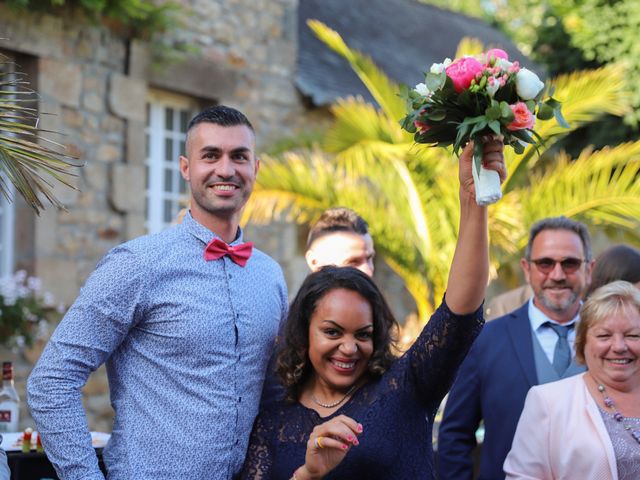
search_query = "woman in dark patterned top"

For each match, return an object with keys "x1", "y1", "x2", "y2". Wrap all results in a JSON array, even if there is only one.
[{"x1": 239, "y1": 138, "x2": 505, "y2": 480}]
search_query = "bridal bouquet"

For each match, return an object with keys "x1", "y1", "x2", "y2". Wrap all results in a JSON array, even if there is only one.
[{"x1": 400, "y1": 48, "x2": 567, "y2": 205}]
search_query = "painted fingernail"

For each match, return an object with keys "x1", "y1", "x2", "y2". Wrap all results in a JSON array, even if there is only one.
[
  {"x1": 341, "y1": 444, "x2": 348, "y2": 450},
  {"x1": 357, "y1": 424, "x2": 363, "y2": 432},
  {"x1": 347, "y1": 435, "x2": 354, "y2": 441},
  {"x1": 353, "y1": 438, "x2": 359, "y2": 446}
]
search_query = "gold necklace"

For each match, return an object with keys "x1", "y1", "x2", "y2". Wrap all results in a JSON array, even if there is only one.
[{"x1": 310, "y1": 384, "x2": 357, "y2": 409}]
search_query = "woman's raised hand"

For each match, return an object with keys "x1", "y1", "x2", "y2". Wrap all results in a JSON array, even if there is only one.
[{"x1": 293, "y1": 415, "x2": 362, "y2": 480}]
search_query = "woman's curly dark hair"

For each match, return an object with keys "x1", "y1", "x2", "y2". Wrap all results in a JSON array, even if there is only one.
[{"x1": 276, "y1": 266, "x2": 399, "y2": 402}]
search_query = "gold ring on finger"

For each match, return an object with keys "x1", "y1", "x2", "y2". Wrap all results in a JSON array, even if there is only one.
[{"x1": 315, "y1": 436, "x2": 325, "y2": 449}]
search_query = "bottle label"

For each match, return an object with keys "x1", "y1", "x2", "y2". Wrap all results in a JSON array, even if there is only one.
[{"x1": 0, "y1": 410, "x2": 11, "y2": 422}]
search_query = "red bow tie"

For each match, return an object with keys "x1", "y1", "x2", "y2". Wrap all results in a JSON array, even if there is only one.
[{"x1": 204, "y1": 238, "x2": 253, "y2": 267}]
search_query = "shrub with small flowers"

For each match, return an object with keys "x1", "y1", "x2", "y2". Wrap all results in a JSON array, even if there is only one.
[
  {"x1": 0, "y1": 271, "x2": 64, "y2": 349},
  {"x1": 400, "y1": 49, "x2": 568, "y2": 204}
]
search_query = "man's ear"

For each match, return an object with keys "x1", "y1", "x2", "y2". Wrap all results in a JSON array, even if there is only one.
[
  {"x1": 305, "y1": 249, "x2": 318, "y2": 272},
  {"x1": 520, "y1": 257, "x2": 531, "y2": 284},
  {"x1": 179, "y1": 155, "x2": 190, "y2": 181}
]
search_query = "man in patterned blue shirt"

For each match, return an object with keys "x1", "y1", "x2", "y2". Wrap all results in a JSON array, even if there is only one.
[
  {"x1": 27, "y1": 106, "x2": 289, "y2": 479},
  {"x1": 0, "y1": 436, "x2": 9, "y2": 480}
]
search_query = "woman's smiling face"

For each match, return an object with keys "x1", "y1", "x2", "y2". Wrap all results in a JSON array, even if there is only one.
[
  {"x1": 307, "y1": 288, "x2": 374, "y2": 394},
  {"x1": 584, "y1": 305, "x2": 640, "y2": 389}
]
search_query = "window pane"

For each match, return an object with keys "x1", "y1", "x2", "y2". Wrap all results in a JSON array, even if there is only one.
[
  {"x1": 180, "y1": 140, "x2": 186, "y2": 157},
  {"x1": 164, "y1": 168, "x2": 173, "y2": 192},
  {"x1": 165, "y1": 108, "x2": 174, "y2": 130},
  {"x1": 165, "y1": 138, "x2": 173, "y2": 161},
  {"x1": 163, "y1": 200, "x2": 173, "y2": 223},
  {"x1": 180, "y1": 110, "x2": 189, "y2": 133},
  {"x1": 146, "y1": 103, "x2": 150, "y2": 126},
  {"x1": 179, "y1": 177, "x2": 187, "y2": 194}
]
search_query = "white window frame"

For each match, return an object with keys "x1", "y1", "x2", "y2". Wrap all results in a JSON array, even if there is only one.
[
  {"x1": 0, "y1": 54, "x2": 16, "y2": 277},
  {"x1": 145, "y1": 90, "x2": 198, "y2": 233},
  {"x1": 0, "y1": 188, "x2": 15, "y2": 278}
]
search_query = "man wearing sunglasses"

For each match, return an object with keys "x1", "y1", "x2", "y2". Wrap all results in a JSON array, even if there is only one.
[{"x1": 437, "y1": 216, "x2": 594, "y2": 480}]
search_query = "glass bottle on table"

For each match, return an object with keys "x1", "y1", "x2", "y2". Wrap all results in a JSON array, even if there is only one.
[{"x1": 0, "y1": 362, "x2": 20, "y2": 432}]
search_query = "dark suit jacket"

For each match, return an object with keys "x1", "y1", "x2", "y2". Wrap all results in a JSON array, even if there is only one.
[{"x1": 436, "y1": 303, "x2": 536, "y2": 480}]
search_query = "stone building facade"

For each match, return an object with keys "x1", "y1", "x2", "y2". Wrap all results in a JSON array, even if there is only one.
[{"x1": 0, "y1": 0, "x2": 417, "y2": 432}]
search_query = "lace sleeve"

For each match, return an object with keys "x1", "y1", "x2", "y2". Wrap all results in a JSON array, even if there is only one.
[
  {"x1": 237, "y1": 413, "x2": 274, "y2": 480},
  {"x1": 403, "y1": 298, "x2": 484, "y2": 405}
]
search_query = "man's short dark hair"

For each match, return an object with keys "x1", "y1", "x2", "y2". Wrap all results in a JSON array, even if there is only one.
[
  {"x1": 524, "y1": 216, "x2": 593, "y2": 261},
  {"x1": 306, "y1": 207, "x2": 370, "y2": 250},
  {"x1": 187, "y1": 105, "x2": 254, "y2": 133}
]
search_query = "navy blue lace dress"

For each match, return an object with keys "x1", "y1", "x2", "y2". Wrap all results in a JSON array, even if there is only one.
[{"x1": 238, "y1": 300, "x2": 484, "y2": 480}]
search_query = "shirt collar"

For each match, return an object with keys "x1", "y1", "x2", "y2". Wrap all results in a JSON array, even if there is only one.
[
  {"x1": 528, "y1": 297, "x2": 580, "y2": 331},
  {"x1": 181, "y1": 210, "x2": 245, "y2": 246}
]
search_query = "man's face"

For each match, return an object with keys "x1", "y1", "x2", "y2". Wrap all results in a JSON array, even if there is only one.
[
  {"x1": 306, "y1": 232, "x2": 376, "y2": 277},
  {"x1": 521, "y1": 229, "x2": 593, "y2": 323},
  {"x1": 180, "y1": 123, "x2": 258, "y2": 223}
]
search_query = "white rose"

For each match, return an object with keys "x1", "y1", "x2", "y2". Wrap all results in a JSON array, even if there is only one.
[
  {"x1": 515, "y1": 68, "x2": 544, "y2": 100},
  {"x1": 430, "y1": 58, "x2": 452, "y2": 74},
  {"x1": 414, "y1": 82, "x2": 430, "y2": 96}
]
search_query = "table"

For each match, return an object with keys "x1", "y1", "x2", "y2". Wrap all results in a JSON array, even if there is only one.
[{"x1": 7, "y1": 450, "x2": 107, "y2": 480}]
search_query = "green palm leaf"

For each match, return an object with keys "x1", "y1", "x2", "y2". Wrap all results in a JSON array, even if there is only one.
[
  {"x1": 504, "y1": 63, "x2": 630, "y2": 190},
  {"x1": 307, "y1": 20, "x2": 407, "y2": 122},
  {"x1": 0, "y1": 53, "x2": 81, "y2": 214}
]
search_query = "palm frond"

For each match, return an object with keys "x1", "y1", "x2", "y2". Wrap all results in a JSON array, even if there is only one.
[
  {"x1": 0, "y1": 54, "x2": 81, "y2": 213},
  {"x1": 455, "y1": 37, "x2": 485, "y2": 57},
  {"x1": 518, "y1": 141, "x2": 640, "y2": 245},
  {"x1": 504, "y1": 63, "x2": 630, "y2": 189},
  {"x1": 307, "y1": 20, "x2": 407, "y2": 122},
  {"x1": 324, "y1": 97, "x2": 409, "y2": 153}
]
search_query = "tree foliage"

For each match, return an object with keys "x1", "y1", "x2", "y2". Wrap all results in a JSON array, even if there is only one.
[{"x1": 3, "y1": 0, "x2": 181, "y2": 38}]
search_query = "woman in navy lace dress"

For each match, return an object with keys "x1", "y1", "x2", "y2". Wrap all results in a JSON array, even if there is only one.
[{"x1": 239, "y1": 138, "x2": 505, "y2": 480}]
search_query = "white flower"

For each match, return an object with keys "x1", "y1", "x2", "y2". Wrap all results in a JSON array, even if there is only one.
[
  {"x1": 486, "y1": 78, "x2": 500, "y2": 97},
  {"x1": 14, "y1": 270, "x2": 27, "y2": 283},
  {"x1": 43, "y1": 291, "x2": 55, "y2": 308},
  {"x1": 414, "y1": 82, "x2": 430, "y2": 96},
  {"x1": 430, "y1": 58, "x2": 452, "y2": 74},
  {"x1": 495, "y1": 58, "x2": 514, "y2": 70},
  {"x1": 27, "y1": 276, "x2": 42, "y2": 292},
  {"x1": 515, "y1": 68, "x2": 544, "y2": 100}
]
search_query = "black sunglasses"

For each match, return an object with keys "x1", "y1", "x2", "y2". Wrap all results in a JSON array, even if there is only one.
[{"x1": 529, "y1": 257, "x2": 585, "y2": 274}]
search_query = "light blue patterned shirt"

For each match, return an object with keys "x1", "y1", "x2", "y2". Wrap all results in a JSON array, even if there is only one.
[{"x1": 27, "y1": 212, "x2": 288, "y2": 479}]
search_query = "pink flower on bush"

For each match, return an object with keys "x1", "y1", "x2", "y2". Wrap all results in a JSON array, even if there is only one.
[
  {"x1": 445, "y1": 57, "x2": 484, "y2": 92},
  {"x1": 507, "y1": 102, "x2": 535, "y2": 131},
  {"x1": 414, "y1": 120, "x2": 431, "y2": 134}
]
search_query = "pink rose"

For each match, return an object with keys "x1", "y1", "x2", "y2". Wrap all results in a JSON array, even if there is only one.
[
  {"x1": 445, "y1": 57, "x2": 484, "y2": 93},
  {"x1": 486, "y1": 48, "x2": 509, "y2": 65},
  {"x1": 507, "y1": 102, "x2": 535, "y2": 131},
  {"x1": 414, "y1": 120, "x2": 431, "y2": 135}
]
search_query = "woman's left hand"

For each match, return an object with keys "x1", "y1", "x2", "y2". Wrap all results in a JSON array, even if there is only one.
[{"x1": 295, "y1": 415, "x2": 362, "y2": 480}]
